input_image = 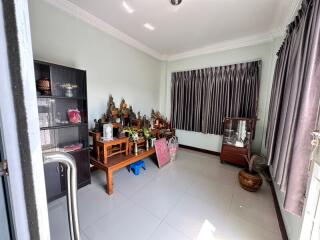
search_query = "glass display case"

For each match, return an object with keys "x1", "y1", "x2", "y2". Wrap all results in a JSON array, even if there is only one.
[{"x1": 220, "y1": 117, "x2": 255, "y2": 166}]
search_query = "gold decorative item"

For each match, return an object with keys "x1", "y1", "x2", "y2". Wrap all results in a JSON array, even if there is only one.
[
  {"x1": 134, "y1": 142, "x2": 138, "y2": 155},
  {"x1": 61, "y1": 83, "x2": 78, "y2": 97}
]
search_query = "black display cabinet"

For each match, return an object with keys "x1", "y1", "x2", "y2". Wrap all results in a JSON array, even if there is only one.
[{"x1": 34, "y1": 60, "x2": 91, "y2": 202}]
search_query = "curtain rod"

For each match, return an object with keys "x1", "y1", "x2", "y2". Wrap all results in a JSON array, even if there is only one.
[{"x1": 171, "y1": 58, "x2": 262, "y2": 74}]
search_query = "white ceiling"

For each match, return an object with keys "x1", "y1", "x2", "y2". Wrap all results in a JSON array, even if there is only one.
[{"x1": 51, "y1": 0, "x2": 299, "y2": 59}]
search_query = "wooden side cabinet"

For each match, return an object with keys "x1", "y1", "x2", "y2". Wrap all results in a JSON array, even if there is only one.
[{"x1": 220, "y1": 117, "x2": 255, "y2": 166}]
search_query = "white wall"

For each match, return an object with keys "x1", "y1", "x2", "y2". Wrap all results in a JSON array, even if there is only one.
[
  {"x1": 29, "y1": 0, "x2": 162, "y2": 127},
  {"x1": 160, "y1": 42, "x2": 276, "y2": 153}
]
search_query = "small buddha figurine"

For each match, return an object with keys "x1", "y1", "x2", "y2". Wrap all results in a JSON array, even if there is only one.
[
  {"x1": 93, "y1": 119, "x2": 98, "y2": 131},
  {"x1": 108, "y1": 95, "x2": 115, "y2": 110},
  {"x1": 119, "y1": 98, "x2": 126, "y2": 113},
  {"x1": 129, "y1": 106, "x2": 136, "y2": 119},
  {"x1": 142, "y1": 115, "x2": 149, "y2": 128},
  {"x1": 151, "y1": 109, "x2": 156, "y2": 119}
]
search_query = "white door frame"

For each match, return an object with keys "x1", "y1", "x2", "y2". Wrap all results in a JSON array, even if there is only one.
[{"x1": 0, "y1": 0, "x2": 50, "y2": 239}]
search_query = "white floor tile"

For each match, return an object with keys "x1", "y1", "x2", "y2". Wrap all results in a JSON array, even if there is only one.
[
  {"x1": 164, "y1": 194, "x2": 229, "y2": 239},
  {"x1": 221, "y1": 214, "x2": 282, "y2": 240},
  {"x1": 130, "y1": 174, "x2": 187, "y2": 219},
  {"x1": 229, "y1": 183, "x2": 281, "y2": 235},
  {"x1": 47, "y1": 149, "x2": 281, "y2": 240},
  {"x1": 76, "y1": 183, "x2": 127, "y2": 229},
  {"x1": 48, "y1": 200, "x2": 70, "y2": 240},
  {"x1": 148, "y1": 222, "x2": 191, "y2": 240},
  {"x1": 83, "y1": 201, "x2": 161, "y2": 240}
]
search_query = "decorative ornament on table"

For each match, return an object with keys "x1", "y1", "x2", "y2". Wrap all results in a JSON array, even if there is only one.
[
  {"x1": 128, "y1": 105, "x2": 136, "y2": 126},
  {"x1": 61, "y1": 83, "x2": 78, "y2": 97},
  {"x1": 150, "y1": 137, "x2": 156, "y2": 148},
  {"x1": 106, "y1": 94, "x2": 118, "y2": 123},
  {"x1": 93, "y1": 119, "x2": 103, "y2": 132},
  {"x1": 67, "y1": 109, "x2": 81, "y2": 124},
  {"x1": 142, "y1": 115, "x2": 150, "y2": 128},
  {"x1": 168, "y1": 136, "x2": 179, "y2": 161},
  {"x1": 36, "y1": 78, "x2": 51, "y2": 95},
  {"x1": 102, "y1": 123, "x2": 113, "y2": 141},
  {"x1": 120, "y1": 98, "x2": 130, "y2": 115},
  {"x1": 107, "y1": 94, "x2": 118, "y2": 117}
]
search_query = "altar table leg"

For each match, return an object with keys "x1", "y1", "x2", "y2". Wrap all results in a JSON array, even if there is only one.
[{"x1": 106, "y1": 169, "x2": 113, "y2": 195}]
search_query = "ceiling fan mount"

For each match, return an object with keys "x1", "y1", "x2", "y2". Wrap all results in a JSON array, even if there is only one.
[{"x1": 170, "y1": 0, "x2": 182, "y2": 6}]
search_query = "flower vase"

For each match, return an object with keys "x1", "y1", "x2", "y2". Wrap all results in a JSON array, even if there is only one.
[
  {"x1": 146, "y1": 138, "x2": 149, "y2": 150},
  {"x1": 134, "y1": 142, "x2": 138, "y2": 155}
]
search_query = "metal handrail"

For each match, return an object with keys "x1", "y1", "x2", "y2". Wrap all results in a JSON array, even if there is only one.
[{"x1": 43, "y1": 152, "x2": 80, "y2": 240}]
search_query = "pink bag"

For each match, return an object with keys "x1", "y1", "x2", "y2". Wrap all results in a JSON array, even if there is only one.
[{"x1": 68, "y1": 109, "x2": 81, "y2": 124}]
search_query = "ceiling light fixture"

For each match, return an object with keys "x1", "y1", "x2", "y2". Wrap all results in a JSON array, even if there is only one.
[
  {"x1": 144, "y1": 23, "x2": 155, "y2": 31},
  {"x1": 122, "y1": 1, "x2": 135, "y2": 14},
  {"x1": 170, "y1": 0, "x2": 182, "y2": 6}
]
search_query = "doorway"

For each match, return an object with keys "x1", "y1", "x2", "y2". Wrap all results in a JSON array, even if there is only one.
[{"x1": 0, "y1": 130, "x2": 13, "y2": 240}]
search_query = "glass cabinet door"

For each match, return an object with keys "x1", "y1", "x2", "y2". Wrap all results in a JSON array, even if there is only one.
[
  {"x1": 37, "y1": 98, "x2": 87, "y2": 128},
  {"x1": 50, "y1": 65, "x2": 86, "y2": 99},
  {"x1": 223, "y1": 118, "x2": 252, "y2": 147}
]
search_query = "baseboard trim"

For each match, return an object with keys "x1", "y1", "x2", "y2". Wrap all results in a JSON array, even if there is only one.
[
  {"x1": 179, "y1": 144, "x2": 220, "y2": 156},
  {"x1": 267, "y1": 171, "x2": 289, "y2": 240}
]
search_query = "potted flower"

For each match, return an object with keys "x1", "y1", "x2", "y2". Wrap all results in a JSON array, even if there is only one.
[
  {"x1": 123, "y1": 128, "x2": 139, "y2": 155},
  {"x1": 239, "y1": 154, "x2": 264, "y2": 192},
  {"x1": 238, "y1": 130, "x2": 268, "y2": 192},
  {"x1": 238, "y1": 131, "x2": 268, "y2": 192}
]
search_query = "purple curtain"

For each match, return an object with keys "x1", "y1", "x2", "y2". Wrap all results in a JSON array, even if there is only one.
[
  {"x1": 171, "y1": 61, "x2": 261, "y2": 135},
  {"x1": 265, "y1": 0, "x2": 320, "y2": 215}
]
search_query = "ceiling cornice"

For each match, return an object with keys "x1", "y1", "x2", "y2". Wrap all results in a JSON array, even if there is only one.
[
  {"x1": 285, "y1": 0, "x2": 303, "y2": 29},
  {"x1": 166, "y1": 29, "x2": 284, "y2": 61},
  {"x1": 43, "y1": 0, "x2": 299, "y2": 62},
  {"x1": 44, "y1": 0, "x2": 165, "y2": 60}
]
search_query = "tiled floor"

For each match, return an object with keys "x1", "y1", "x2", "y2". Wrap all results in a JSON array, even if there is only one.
[{"x1": 48, "y1": 149, "x2": 282, "y2": 240}]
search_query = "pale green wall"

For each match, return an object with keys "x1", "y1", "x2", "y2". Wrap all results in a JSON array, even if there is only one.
[
  {"x1": 29, "y1": 0, "x2": 162, "y2": 127},
  {"x1": 160, "y1": 42, "x2": 276, "y2": 153}
]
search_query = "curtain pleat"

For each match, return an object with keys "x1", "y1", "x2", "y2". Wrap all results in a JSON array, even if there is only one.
[
  {"x1": 265, "y1": 0, "x2": 320, "y2": 215},
  {"x1": 170, "y1": 61, "x2": 261, "y2": 135}
]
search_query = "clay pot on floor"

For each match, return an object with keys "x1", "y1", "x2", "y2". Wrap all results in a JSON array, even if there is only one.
[{"x1": 238, "y1": 169, "x2": 263, "y2": 192}]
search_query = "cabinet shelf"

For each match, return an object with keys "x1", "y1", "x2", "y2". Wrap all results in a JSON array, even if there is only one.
[
  {"x1": 37, "y1": 95, "x2": 86, "y2": 100},
  {"x1": 42, "y1": 146, "x2": 89, "y2": 154},
  {"x1": 40, "y1": 123, "x2": 88, "y2": 130}
]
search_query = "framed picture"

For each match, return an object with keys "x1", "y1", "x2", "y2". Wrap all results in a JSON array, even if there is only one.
[{"x1": 155, "y1": 138, "x2": 170, "y2": 168}]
